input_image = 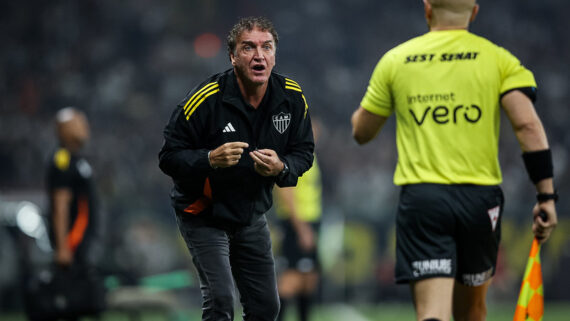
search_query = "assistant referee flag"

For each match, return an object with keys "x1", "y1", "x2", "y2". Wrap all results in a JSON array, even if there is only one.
[{"x1": 513, "y1": 238, "x2": 544, "y2": 321}]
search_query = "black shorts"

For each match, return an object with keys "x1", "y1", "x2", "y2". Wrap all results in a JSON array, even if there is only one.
[
  {"x1": 279, "y1": 220, "x2": 320, "y2": 273},
  {"x1": 395, "y1": 183, "x2": 504, "y2": 286}
]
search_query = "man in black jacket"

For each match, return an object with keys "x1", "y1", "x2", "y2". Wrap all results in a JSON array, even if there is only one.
[{"x1": 159, "y1": 16, "x2": 314, "y2": 321}]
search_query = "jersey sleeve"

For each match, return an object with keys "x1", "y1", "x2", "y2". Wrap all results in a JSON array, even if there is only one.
[
  {"x1": 497, "y1": 46, "x2": 537, "y2": 95},
  {"x1": 360, "y1": 52, "x2": 395, "y2": 117}
]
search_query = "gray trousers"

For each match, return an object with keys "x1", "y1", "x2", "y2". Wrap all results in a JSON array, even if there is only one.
[{"x1": 177, "y1": 214, "x2": 280, "y2": 321}]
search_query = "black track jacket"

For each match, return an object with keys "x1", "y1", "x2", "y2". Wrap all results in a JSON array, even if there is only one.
[{"x1": 159, "y1": 69, "x2": 314, "y2": 226}]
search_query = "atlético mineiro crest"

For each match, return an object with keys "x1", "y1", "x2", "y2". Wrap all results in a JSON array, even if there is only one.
[{"x1": 272, "y1": 112, "x2": 291, "y2": 134}]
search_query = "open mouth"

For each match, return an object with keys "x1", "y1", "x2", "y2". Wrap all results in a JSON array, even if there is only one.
[{"x1": 252, "y1": 65, "x2": 266, "y2": 72}]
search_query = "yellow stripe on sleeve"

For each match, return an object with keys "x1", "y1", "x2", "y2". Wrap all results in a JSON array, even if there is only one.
[
  {"x1": 285, "y1": 85, "x2": 302, "y2": 92},
  {"x1": 285, "y1": 78, "x2": 308, "y2": 117},
  {"x1": 285, "y1": 78, "x2": 301, "y2": 87},
  {"x1": 186, "y1": 88, "x2": 220, "y2": 120},
  {"x1": 285, "y1": 82, "x2": 302, "y2": 91},
  {"x1": 184, "y1": 85, "x2": 220, "y2": 116},
  {"x1": 285, "y1": 80, "x2": 301, "y2": 88},
  {"x1": 301, "y1": 94, "x2": 309, "y2": 118},
  {"x1": 183, "y1": 82, "x2": 218, "y2": 113}
]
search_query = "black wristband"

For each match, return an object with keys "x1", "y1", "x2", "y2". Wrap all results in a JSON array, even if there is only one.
[
  {"x1": 501, "y1": 87, "x2": 537, "y2": 102},
  {"x1": 522, "y1": 149, "x2": 553, "y2": 184},
  {"x1": 537, "y1": 191, "x2": 558, "y2": 203}
]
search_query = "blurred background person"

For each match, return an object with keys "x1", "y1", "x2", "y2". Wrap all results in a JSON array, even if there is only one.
[
  {"x1": 48, "y1": 107, "x2": 96, "y2": 270},
  {"x1": 275, "y1": 120, "x2": 322, "y2": 321},
  {"x1": 42, "y1": 107, "x2": 103, "y2": 320}
]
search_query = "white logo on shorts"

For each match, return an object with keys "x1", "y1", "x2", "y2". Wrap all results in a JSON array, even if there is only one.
[
  {"x1": 462, "y1": 267, "x2": 494, "y2": 286},
  {"x1": 412, "y1": 259, "x2": 452, "y2": 277},
  {"x1": 487, "y1": 205, "x2": 500, "y2": 231}
]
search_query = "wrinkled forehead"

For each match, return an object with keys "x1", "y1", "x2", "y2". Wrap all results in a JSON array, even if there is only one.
[{"x1": 236, "y1": 27, "x2": 275, "y2": 44}]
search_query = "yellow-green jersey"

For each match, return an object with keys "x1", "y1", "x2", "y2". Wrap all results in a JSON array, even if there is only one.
[
  {"x1": 275, "y1": 156, "x2": 322, "y2": 222},
  {"x1": 360, "y1": 30, "x2": 537, "y2": 185}
]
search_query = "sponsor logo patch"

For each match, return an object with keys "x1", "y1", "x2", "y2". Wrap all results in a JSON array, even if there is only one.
[
  {"x1": 412, "y1": 259, "x2": 452, "y2": 277},
  {"x1": 462, "y1": 267, "x2": 494, "y2": 286}
]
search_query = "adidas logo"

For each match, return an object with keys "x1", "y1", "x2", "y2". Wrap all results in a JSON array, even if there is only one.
[{"x1": 222, "y1": 122, "x2": 236, "y2": 133}]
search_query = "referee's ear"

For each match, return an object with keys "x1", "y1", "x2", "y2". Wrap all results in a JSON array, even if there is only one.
[{"x1": 469, "y1": 4, "x2": 480, "y2": 23}]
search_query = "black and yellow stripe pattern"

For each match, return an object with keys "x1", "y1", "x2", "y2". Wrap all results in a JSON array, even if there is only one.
[
  {"x1": 285, "y1": 78, "x2": 309, "y2": 118},
  {"x1": 183, "y1": 82, "x2": 220, "y2": 120},
  {"x1": 285, "y1": 78, "x2": 302, "y2": 92}
]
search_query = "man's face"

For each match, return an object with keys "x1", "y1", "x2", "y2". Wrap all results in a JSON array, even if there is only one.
[
  {"x1": 230, "y1": 27, "x2": 276, "y2": 86},
  {"x1": 58, "y1": 113, "x2": 90, "y2": 151}
]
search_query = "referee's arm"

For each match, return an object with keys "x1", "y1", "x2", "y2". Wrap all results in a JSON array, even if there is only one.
[
  {"x1": 502, "y1": 90, "x2": 558, "y2": 243},
  {"x1": 351, "y1": 106, "x2": 388, "y2": 145}
]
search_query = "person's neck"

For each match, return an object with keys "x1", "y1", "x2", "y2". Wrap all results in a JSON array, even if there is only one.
[
  {"x1": 235, "y1": 74, "x2": 268, "y2": 109},
  {"x1": 61, "y1": 141, "x2": 82, "y2": 154},
  {"x1": 430, "y1": 25, "x2": 468, "y2": 31}
]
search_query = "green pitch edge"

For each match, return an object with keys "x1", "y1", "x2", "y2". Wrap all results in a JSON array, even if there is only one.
[{"x1": 105, "y1": 270, "x2": 194, "y2": 291}]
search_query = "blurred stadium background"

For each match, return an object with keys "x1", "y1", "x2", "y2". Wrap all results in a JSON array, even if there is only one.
[{"x1": 1, "y1": 0, "x2": 569, "y2": 320}]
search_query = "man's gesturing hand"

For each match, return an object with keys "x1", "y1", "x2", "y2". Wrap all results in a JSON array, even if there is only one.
[
  {"x1": 209, "y1": 142, "x2": 249, "y2": 168},
  {"x1": 250, "y1": 149, "x2": 284, "y2": 176}
]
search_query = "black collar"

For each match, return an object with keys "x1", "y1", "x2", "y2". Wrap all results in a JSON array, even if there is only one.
[{"x1": 221, "y1": 69, "x2": 286, "y2": 112}]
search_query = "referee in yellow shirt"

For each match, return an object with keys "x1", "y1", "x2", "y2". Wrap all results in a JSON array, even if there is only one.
[{"x1": 351, "y1": 1, "x2": 558, "y2": 321}]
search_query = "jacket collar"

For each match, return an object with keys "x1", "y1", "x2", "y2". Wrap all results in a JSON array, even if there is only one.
[{"x1": 221, "y1": 69, "x2": 287, "y2": 111}]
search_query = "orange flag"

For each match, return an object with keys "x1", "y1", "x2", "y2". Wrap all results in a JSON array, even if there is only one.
[{"x1": 513, "y1": 238, "x2": 544, "y2": 321}]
